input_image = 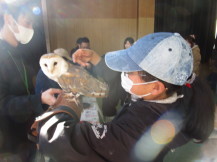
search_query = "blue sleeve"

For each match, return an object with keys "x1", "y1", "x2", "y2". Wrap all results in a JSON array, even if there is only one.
[
  {"x1": 35, "y1": 69, "x2": 61, "y2": 94},
  {"x1": 35, "y1": 69, "x2": 61, "y2": 110}
]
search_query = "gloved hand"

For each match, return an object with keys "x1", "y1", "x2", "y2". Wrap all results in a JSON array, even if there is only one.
[
  {"x1": 29, "y1": 93, "x2": 82, "y2": 143},
  {"x1": 52, "y1": 93, "x2": 83, "y2": 118}
]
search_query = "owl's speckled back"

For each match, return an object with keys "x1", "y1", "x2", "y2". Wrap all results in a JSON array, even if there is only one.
[{"x1": 58, "y1": 63, "x2": 109, "y2": 98}]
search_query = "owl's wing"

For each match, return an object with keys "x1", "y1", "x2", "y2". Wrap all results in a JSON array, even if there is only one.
[{"x1": 58, "y1": 64, "x2": 109, "y2": 98}]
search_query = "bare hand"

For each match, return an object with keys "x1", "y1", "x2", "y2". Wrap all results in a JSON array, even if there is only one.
[
  {"x1": 72, "y1": 49, "x2": 101, "y2": 66},
  {"x1": 41, "y1": 88, "x2": 63, "y2": 106}
]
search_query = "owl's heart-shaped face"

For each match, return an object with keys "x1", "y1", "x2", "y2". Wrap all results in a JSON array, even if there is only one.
[{"x1": 40, "y1": 53, "x2": 69, "y2": 81}]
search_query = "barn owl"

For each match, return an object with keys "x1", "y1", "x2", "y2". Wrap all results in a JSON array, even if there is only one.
[{"x1": 39, "y1": 50, "x2": 109, "y2": 98}]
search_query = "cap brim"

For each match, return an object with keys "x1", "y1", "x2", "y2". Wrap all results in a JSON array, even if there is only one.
[{"x1": 105, "y1": 49, "x2": 143, "y2": 72}]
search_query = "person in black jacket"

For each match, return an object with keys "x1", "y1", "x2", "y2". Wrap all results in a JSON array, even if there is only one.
[
  {"x1": 36, "y1": 32, "x2": 215, "y2": 162},
  {"x1": 0, "y1": 3, "x2": 62, "y2": 161}
]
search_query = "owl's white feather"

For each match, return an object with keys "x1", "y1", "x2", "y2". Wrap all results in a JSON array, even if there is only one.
[{"x1": 40, "y1": 53, "x2": 69, "y2": 82}]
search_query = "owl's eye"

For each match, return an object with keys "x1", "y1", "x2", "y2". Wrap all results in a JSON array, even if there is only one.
[
  {"x1": 54, "y1": 62, "x2": 57, "y2": 66},
  {"x1": 44, "y1": 64, "x2": 47, "y2": 67}
]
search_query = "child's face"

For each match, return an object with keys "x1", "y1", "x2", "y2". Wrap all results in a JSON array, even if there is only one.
[
  {"x1": 127, "y1": 72, "x2": 154, "y2": 98},
  {"x1": 127, "y1": 71, "x2": 167, "y2": 100},
  {"x1": 124, "y1": 41, "x2": 132, "y2": 49},
  {"x1": 79, "y1": 42, "x2": 90, "y2": 49}
]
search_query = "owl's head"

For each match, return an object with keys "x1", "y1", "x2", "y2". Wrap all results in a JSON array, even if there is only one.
[{"x1": 40, "y1": 53, "x2": 69, "y2": 82}]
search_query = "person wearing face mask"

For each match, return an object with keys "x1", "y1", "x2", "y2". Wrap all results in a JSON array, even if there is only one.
[
  {"x1": 0, "y1": 3, "x2": 62, "y2": 161},
  {"x1": 33, "y1": 33, "x2": 214, "y2": 162}
]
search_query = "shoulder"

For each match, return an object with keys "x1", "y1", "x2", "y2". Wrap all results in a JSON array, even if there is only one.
[
  {"x1": 115, "y1": 101, "x2": 167, "y2": 126},
  {"x1": 192, "y1": 45, "x2": 200, "y2": 53},
  {"x1": 125, "y1": 100, "x2": 184, "y2": 123},
  {"x1": 131, "y1": 101, "x2": 170, "y2": 115}
]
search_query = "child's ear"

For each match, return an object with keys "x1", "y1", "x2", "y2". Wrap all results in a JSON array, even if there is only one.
[{"x1": 151, "y1": 81, "x2": 166, "y2": 96}]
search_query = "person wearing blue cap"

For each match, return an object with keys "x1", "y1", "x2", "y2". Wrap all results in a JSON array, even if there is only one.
[{"x1": 34, "y1": 32, "x2": 215, "y2": 162}]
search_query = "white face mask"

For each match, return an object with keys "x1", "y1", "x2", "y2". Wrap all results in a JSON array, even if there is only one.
[
  {"x1": 121, "y1": 72, "x2": 158, "y2": 98},
  {"x1": 8, "y1": 20, "x2": 34, "y2": 44}
]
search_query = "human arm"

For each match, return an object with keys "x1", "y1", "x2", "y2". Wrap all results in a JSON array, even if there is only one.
[
  {"x1": 35, "y1": 69, "x2": 62, "y2": 110},
  {"x1": 73, "y1": 49, "x2": 127, "y2": 116},
  {"x1": 0, "y1": 70, "x2": 62, "y2": 121},
  {"x1": 34, "y1": 95, "x2": 138, "y2": 161},
  {"x1": 73, "y1": 49, "x2": 120, "y2": 82}
]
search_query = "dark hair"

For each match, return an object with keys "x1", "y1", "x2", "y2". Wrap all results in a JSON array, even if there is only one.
[
  {"x1": 183, "y1": 77, "x2": 215, "y2": 141},
  {"x1": 0, "y1": 3, "x2": 33, "y2": 28},
  {"x1": 139, "y1": 71, "x2": 181, "y2": 97},
  {"x1": 76, "y1": 37, "x2": 90, "y2": 45},
  {"x1": 185, "y1": 35, "x2": 196, "y2": 48},
  {"x1": 81, "y1": 37, "x2": 90, "y2": 43},
  {"x1": 140, "y1": 71, "x2": 215, "y2": 142},
  {"x1": 124, "y1": 37, "x2": 134, "y2": 45},
  {"x1": 76, "y1": 37, "x2": 83, "y2": 44}
]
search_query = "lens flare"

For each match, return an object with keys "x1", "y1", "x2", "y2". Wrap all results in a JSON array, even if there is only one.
[
  {"x1": 4, "y1": 0, "x2": 16, "y2": 4},
  {"x1": 134, "y1": 109, "x2": 184, "y2": 161},
  {"x1": 32, "y1": 6, "x2": 41, "y2": 15},
  {"x1": 151, "y1": 119, "x2": 176, "y2": 144}
]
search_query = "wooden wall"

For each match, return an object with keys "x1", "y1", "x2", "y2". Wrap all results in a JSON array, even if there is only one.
[
  {"x1": 42, "y1": 0, "x2": 155, "y2": 55},
  {"x1": 138, "y1": 0, "x2": 155, "y2": 38}
]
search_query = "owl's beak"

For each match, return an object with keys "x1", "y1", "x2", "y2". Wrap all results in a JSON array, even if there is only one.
[{"x1": 48, "y1": 68, "x2": 54, "y2": 74}]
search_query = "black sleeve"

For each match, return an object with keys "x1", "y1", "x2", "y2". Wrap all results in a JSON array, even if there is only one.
[
  {"x1": 35, "y1": 69, "x2": 61, "y2": 110},
  {"x1": 0, "y1": 79, "x2": 43, "y2": 121},
  {"x1": 38, "y1": 106, "x2": 134, "y2": 162},
  {"x1": 92, "y1": 57, "x2": 120, "y2": 83},
  {"x1": 35, "y1": 69, "x2": 61, "y2": 94},
  {"x1": 91, "y1": 58, "x2": 127, "y2": 116},
  {"x1": 0, "y1": 44, "x2": 45, "y2": 120},
  {"x1": 70, "y1": 47, "x2": 79, "y2": 57}
]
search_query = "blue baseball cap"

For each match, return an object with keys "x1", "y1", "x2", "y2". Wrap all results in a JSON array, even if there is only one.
[{"x1": 105, "y1": 32, "x2": 193, "y2": 86}]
